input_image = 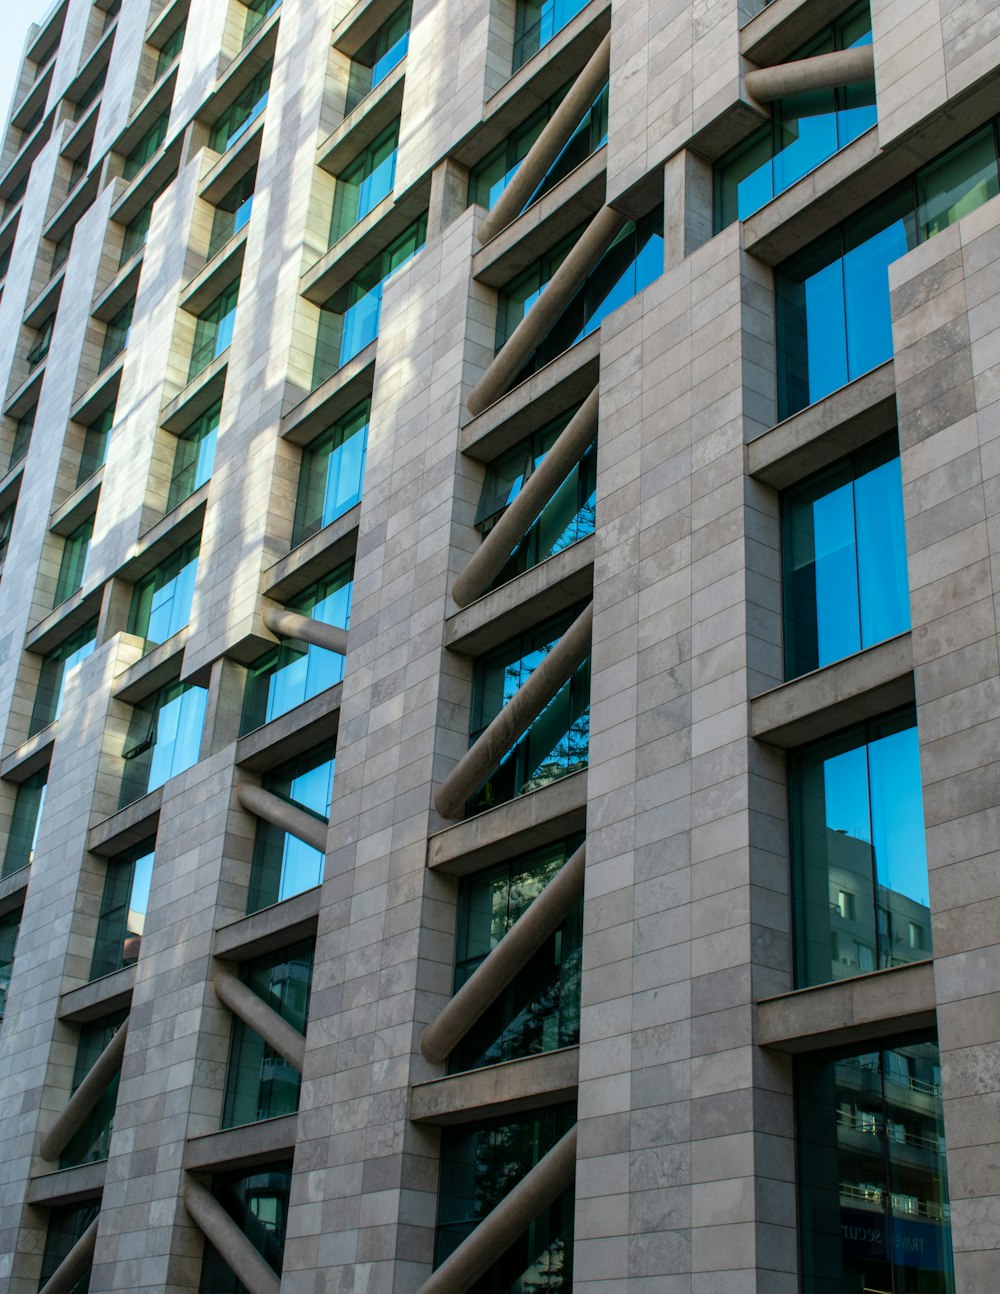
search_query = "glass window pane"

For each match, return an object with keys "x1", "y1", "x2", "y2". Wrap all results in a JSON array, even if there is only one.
[
  {"x1": 842, "y1": 194, "x2": 917, "y2": 382},
  {"x1": 0, "y1": 909, "x2": 21, "y2": 1019},
  {"x1": 853, "y1": 447, "x2": 910, "y2": 649},
  {"x1": 2, "y1": 770, "x2": 47, "y2": 877},
  {"x1": 199, "y1": 1164, "x2": 292, "y2": 1294},
  {"x1": 91, "y1": 840, "x2": 155, "y2": 979},
  {"x1": 247, "y1": 742, "x2": 335, "y2": 911},
  {"x1": 917, "y1": 124, "x2": 1000, "y2": 240}
]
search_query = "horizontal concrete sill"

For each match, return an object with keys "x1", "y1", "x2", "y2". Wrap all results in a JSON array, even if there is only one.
[
  {"x1": 263, "y1": 505, "x2": 360, "y2": 601},
  {"x1": 411, "y1": 1047, "x2": 579, "y2": 1125},
  {"x1": 5, "y1": 364, "x2": 45, "y2": 419},
  {"x1": 205, "y1": 8, "x2": 279, "y2": 120},
  {"x1": 317, "y1": 63, "x2": 405, "y2": 177},
  {"x1": 87, "y1": 787, "x2": 163, "y2": 857},
  {"x1": 160, "y1": 355, "x2": 228, "y2": 433},
  {"x1": 45, "y1": 166, "x2": 101, "y2": 244},
  {"x1": 741, "y1": 0, "x2": 860, "y2": 68},
  {"x1": 757, "y1": 960, "x2": 936, "y2": 1053},
  {"x1": 69, "y1": 353, "x2": 121, "y2": 425},
  {"x1": 0, "y1": 866, "x2": 29, "y2": 917},
  {"x1": 50, "y1": 467, "x2": 103, "y2": 535},
  {"x1": 108, "y1": 133, "x2": 184, "y2": 229},
  {"x1": 332, "y1": 0, "x2": 400, "y2": 56},
  {"x1": 281, "y1": 346, "x2": 375, "y2": 442},
  {"x1": 446, "y1": 537, "x2": 594, "y2": 655},
  {"x1": 91, "y1": 248, "x2": 142, "y2": 323},
  {"x1": 28, "y1": 1158, "x2": 106, "y2": 1205},
  {"x1": 66, "y1": 22, "x2": 115, "y2": 105},
  {"x1": 214, "y1": 888, "x2": 321, "y2": 962},
  {"x1": 146, "y1": 0, "x2": 185, "y2": 44},
  {"x1": 113, "y1": 631, "x2": 187, "y2": 704},
  {"x1": 180, "y1": 224, "x2": 248, "y2": 314},
  {"x1": 23, "y1": 264, "x2": 65, "y2": 330},
  {"x1": 129, "y1": 484, "x2": 208, "y2": 579},
  {"x1": 199, "y1": 115, "x2": 264, "y2": 207},
  {"x1": 59, "y1": 965, "x2": 135, "y2": 1023},
  {"x1": 26, "y1": 583, "x2": 103, "y2": 656},
  {"x1": 473, "y1": 147, "x2": 606, "y2": 286},
  {"x1": 0, "y1": 459, "x2": 25, "y2": 514},
  {"x1": 1, "y1": 728, "x2": 55, "y2": 783},
  {"x1": 460, "y1": 331, "x2": 600, "y2": 461},
  {"x1": 235, "y1": 683, "x2": 342, "y2": 771},
  {"x1": 751, "y1": 634, "x2": 913, "y2": 748},
  {"x1": 428, "y1": 770, "x2": 587, "y2": 876},
  {"x1": 184, "y1": 1113, "x2": 297, "y2": 1173}
]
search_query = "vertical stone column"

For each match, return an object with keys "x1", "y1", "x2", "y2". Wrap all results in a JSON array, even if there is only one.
[{"x1": 890, "y1": 197, "x2": 1000, "y2": 1292}]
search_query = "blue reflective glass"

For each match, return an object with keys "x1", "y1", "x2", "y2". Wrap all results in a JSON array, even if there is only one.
[
  {"x1": 248, "y1": 745, "x2": 335, "y2": 911},
  {"x1": 513, "y1": 0, "x2": 588, "y2": 70},
  {"x1": 145, "y1": 686, "x2": 207, "y2": 792},
  {"x1": 371, "y1": 30, "x2": 408, "y2": 88},
  {"x1": 292, "y1": 402, "x2": 369, "y2": 544},
  {"x1": 854, "y1": 455, "x2": 910, "y2": 649}
]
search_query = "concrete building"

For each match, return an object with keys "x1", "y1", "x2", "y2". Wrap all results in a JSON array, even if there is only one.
[{"x1": 0, "y1": 0, "x2": 996, "y2": 1289}]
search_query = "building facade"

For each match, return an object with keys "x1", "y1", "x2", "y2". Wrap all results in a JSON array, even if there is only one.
[{"x1": 0, "y1": 0, "x2": 997, "y2": 1290}]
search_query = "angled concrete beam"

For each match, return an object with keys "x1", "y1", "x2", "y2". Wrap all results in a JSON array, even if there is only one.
[
  {"x1": 745, "y1": 45, "x2": 874, "y2": 103},
  {"x1": 39, "y1": 1021, "x2": 128, "y2": 1162},
  {"x1": 213, "y1": 967, "x2": 305, "y2": 1072},
  {"x1": 184, "y1": 1179, "x2": 281, "y2": 1294},
  {"x1": 421, "y1": 843, "x2": 585, "y2": 1064},
  {"x1": 477, "y1": 34, "x2": 611, "y2": 246},
  {"x1": 467, "y1": 207, "x2": 627, "y2": 416},
  {"x1": 451, "y1": 388, "x2": 598, "y2": 608},
  {"x1": 261, "y1": 602, "x2": 348, "y2": 656},
  {"x1": 416, "y1": 1126, "x2": 577, "y2": 1294},
  {"x1": 433, "y1": 602, "x2": 593, "y2": 820},
  {"x1": 236, "y1": 783, "x2": 328, "y2": 854},
  {"x1": 38, "y1": 1216, "x2": 99, "y2": 1294}
]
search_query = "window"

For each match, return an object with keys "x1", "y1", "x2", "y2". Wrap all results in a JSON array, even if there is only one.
[
  {"x1": 775, "y1": 116, "x2": 1000, "y2": 419},
  {"x1": 513, "y1": 0, "x2": 588, "y2": 70},
  {"x1": 715, "y1": 3, "x2": 876, "y2": 227},
  {"x1": 790, "y1": 709, "x2": 930, "y2": 989},
  {"x1": 119, "y1": 202, "x2": 153, "y2": 266},
  {"x1": 59, "y1": 1012, "x2": 127, "y2": 1167},
  {"x1": 451, "y1": 840, "x2": 582, "y2": 1073},
  {"x1": 246, "y1": 741, "x2": 335, "y2": 912},
  {"x1": 474, "y1": 406, "x2": 596, "y2": 589},
  {"x1": 330, "y1": 121, "x2": 399, "y2": 244},
  {"x1": 53, "y1": 516, "x2": 94, "y2": 606},
  {"x1": 468, "y1": 606, "x2": 590, "y2": 814},
  {"x1": 73, "y1": 67, "x2": 106, "y2": 119},
  {"x1": 782, "y1": 435, "x2": 909, "y2": 679},
  {"x1": 210, "y1": 62, "x2": 272, "y2": 153},
  {"x1": 470, "y1": 80, "x2": 608, "y2": 214},
  {"x1": 436, "y1": 1104, "x2": 575, "y2": 1289},
  {"x1": 241, "y1": 0, "x2": 280, "y2": 47},
  {"x1": 2, "y1": 769, "x2": 46, "y2": 876},
  {"x1": 50, "y1": 230, "x2": 72, "y2": 278},
  {"x1": 167, "y1": 404, "x2": 219, "y2": 510},
  {"x1": 207, "y1": 169, "x2": 256, "y2": 260},
  {"x1": 153, "y1": 19, "x2": 185, "y2": 77},
  {"x1": 291, "y1": 399, "x2": 368, "y2": 545},
  {"x1": 797, "y1": 1037, "x2": 954, "y2": 1293},
  {"x1": 0, "y1": 505, "x2": 12, "y2": 578},
  {"x1": 9, "y1": 404, "x2": 35, "y2": 470},
  {"x1": 122, "y1": 112, "x2": 168, "y2": 181},
  {"x1": 496, "y1": 207, "x2": 663, "y2": 379},
  {"x1": 39, "y1": 1203, "x2": 99, "y2": 1294},
  {"x1": 241, "y1": 566, "x2": 353, "y2": 734},
  {"x1": 127, "y1": 538, "x2": 199, "y2": 650},
  {"x1": 91, "y1": 839, "x2": 154, "y2": 979},
  {"x1": 77, "y1": 405, "x2": 115, "y2": 484},
  {"x1": 189, "y1": 281, "x2": 239, "y2": 380},
  {"x1": 198, "y1": 1165, "x2": 291, "y2": 1294},
  {"x1": 29, "y1": 619, "x2": 98, "y2": 736},
  {"x1": 0, "y1": 908, "x2": 21, "y2": 1020},
  {"x1": 99, "y1": 300, "x2": 134, "y2": 370},
  {"x1": 221, "y1": 941, "x2": 313, "y2": 1128},
  {"x1": 26, "y1": 315, "x2": 54, "y2": 369},
  {"x1": 344, "y1": 3, "x2": 410, "y2": 114},
  {"x1": 313, "y1": 216, "x2": 426, "y2": 383},
  {"x1": 119, "y1": 679, "x2": 208, "y2": 808}
]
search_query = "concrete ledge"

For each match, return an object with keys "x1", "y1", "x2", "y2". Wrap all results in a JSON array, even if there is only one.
[
  {"x1": 751, "y1": 634, "x2": 913, "y2": 748},
  {"x1": 461, "y1": 332, "x2": 600, "y2": 462},
  {"x1": 113, "y1": 633, "x2": 187, "y2": 704},
  {"x1": 87, "y1": 788, "x2": 163, "y2": 856},
  {"x1": 0, "y1": 867, "x2": 29, "y2": 917},
  {"x1": 69, "y1": 359, "x2": 121, "y2": 427},
  {"x1": 203, "y1": 7, "x2": 280, "y2": 122},
  {"x1": 180, "y1": 225, "x2": 248, "y2": 314},
  {"x1": 741, "y1": 0, "x2": 861, "y2": 66},
  {"x1": 183, "y1": 1114, "x2": 298, "y2": 1173},
  {"x1": 25, "y1": 583, "x2": 103, "y2": 656},
  {"x1": 160, "y1": 356, "x2": 228, "y2": 433},
  {"x1": 757, "y1": 960, "x2": 936, "y2": 1053},
  {"x1": 126, "y1": 486, "x2": 208, "y2": 581},
  {"x1": 213, "y1": 888, "x2": 321, "y2": 962},
  {"x1": 5, "y1": 365, "x2": 45, "y2": 420},
  {"x1": 281, "y1": 347, "x2": 375, "y2": 441},
  {"x1": 0, "y1": 459, "x2": 25, "y2": 515},
  {"x1": 59, "y1": 965, "x2": 135, "y2": 1023},
  {"x1": 446, "y1": 538, "x2": 594, "y2": 655},
  {"x1": 91, "y1": 253, "x2": 142, "y2": 323},
  {"x1": 317, "y1": 63, "x2": 406, "y2": 177},
  {"x1": 24, "y1": 265, "x2": 66, "y2": 329},
  {"x1": 428, "y1": 770, "x2": 587, "y2": 875},
  {"x1": 747, "y1": 363, "x2": 896, "y2": 488},
  {"x1": 50, "y1": 470, "x2": 103, "y2": 536},
  {"x1": 27, "y1": 1159, "x2": 106, "y2": 1206},
  {"x1": 235, "y1": 683, "x2": 342, "y2": 771},
  {"x1": 262, "y1": 508, "x2": 360, "y2": 601},
  {"x1": 198, "y1": 116, "x2": 263, "y2": 207},
  {"x1": 410, "y1": 1048, "x2": 578, "y2": 1125},
  {"x1": 1, "y1": 728, "x2": 56, "y2": 783},
  {"x1": 332, "y1": 0, "x2": 402, "y2": 56}
]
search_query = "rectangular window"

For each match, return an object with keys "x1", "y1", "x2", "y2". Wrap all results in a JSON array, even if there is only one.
[
  {"x1": 29, "y1": 618, "x2": 98, "y2": 736},
  {"x1": 313, "y1": 216, "x2": 426, "y2": 384},
  {"x1": 782, "y1": 434, "x2": 910, "y2": 679},
  {"x1": 77, "y1": 405, "x2": 115, "y2": 484},
  {"x1": 59, "y1": 1011, "x2": 127, "y2": 1167},
  {"x1": 436, "y1": 1104, "x2": 575, "y2": 1288},
  {"x1": 26, "y1": 315, "x2": 54, "y2": 369},
  {"x1": 99, "y1": 299, "x2": 134, "y2": 370},
  {"x1": 119, "y1": 202, "x2": 153, "y2": 267},
  {"x1": 291, "y1": 400, "x2": 368, "y2": 545},
  {"x1": 9, "y1": 404, "x2": 35, "y2": 470},
  {"x1": 53, "y1": 516, "x2": 94, "y2": 606},
  {"x1": 2, "y1": 769, "x2": 46, "y2": 877},
  {"x1": 330, "y1": 120, "x2": 399, "y2": 244},
  {"x1": 344, "y1": 3, "x2": 410, "y2": 114},
  {"x1": 221, "y1": 941, "x2": 313, "y2": 1128},
  {"x1": 210, "y1": 62, "x2": 272, "y2": 153},
  {"x1": 469, "y1": 606, "x2": 590, "y2": 814},
  {"x1": 119, "y1": 680, "x2": 208, "y2": 808},
  {"x1": 207, "y1": 169, "x2": 256, "y2": 260},
  {"x1": 242, "y1": 0, "x2": 280, "y2": 47},
  {"x1": 475, "y1": 405, "x2": 596, "y2": 589},
  {"x1": 91, "y1": 839, "x2": 155, "y2": 980},
  {"x1": 790, "y1": 708, "x2": 931, "y2": 988},
  {"x1": 0, "y1": 505, "x2": 12, "y2": 579},
  {"x1": 153, "y1": 19, "x2": 185, "y2": 77},
  {"x1": 241, "y1": 566, "x2": 353, "y2": 734},
  {"x1": 127, "y1": 538, "x2": 199, "y2": 650},
  {"x1": 189, "y1": 281, "x2": 239, "y2": 380},
  {"x1": 451, "y1": 839, "x2": 582, "y2": 1073},
  {"x1": 198, "y1": 1165, "x2": 291, "y2": 1294},
  {"x1": 513, "y1": 0, "x2": 588, "y2": 70},
  {"x1": 167, "y1": 403, "x2": 220, "y2": 510},
  {"x1": 247, "y1": 741, "x2": 335, "y2": 912},
  {"x1": 39, "y1": 1203, "x2": 100, "y2": 1292},
  {"x1": 797, "y1": 1037, "x2": 954, "y2": 1293},
  {"x1": 122, "y1": 111, "x2": 168, "y2": 181},
  {"x1": 0, "y1": 908, "x2": 21, "y2": 1020}
]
